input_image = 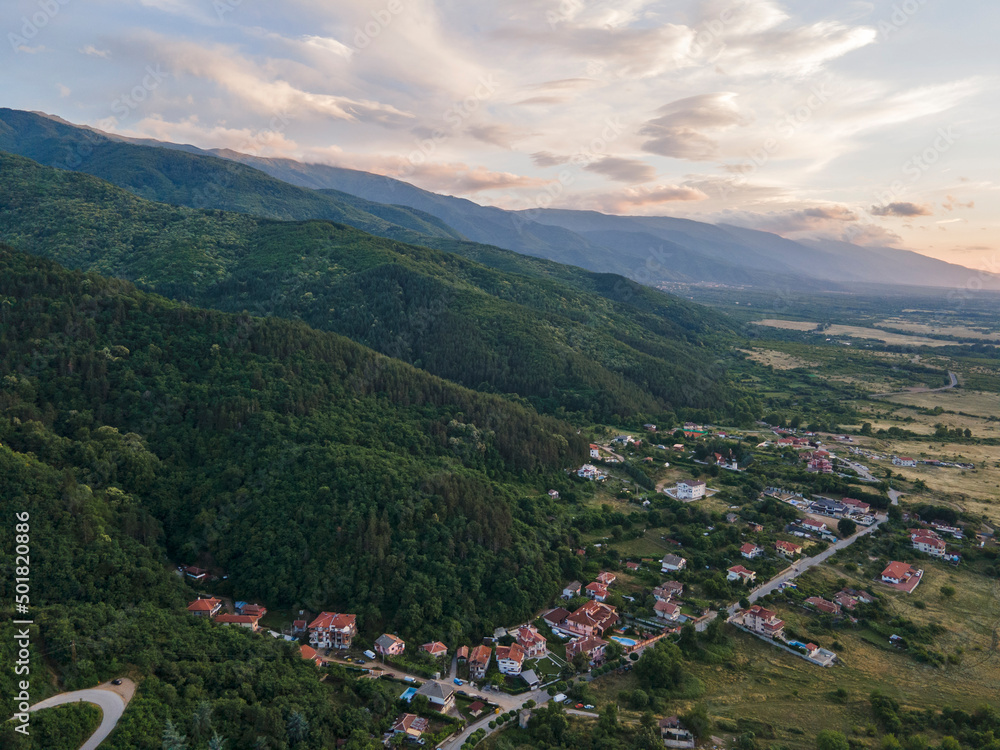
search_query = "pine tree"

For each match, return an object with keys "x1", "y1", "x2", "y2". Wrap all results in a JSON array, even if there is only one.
[
  {"x1": 288, "y1": 711, "x2": 310, "y2": 744},
  {"x1": 208, "y1": 732, "x2": 226, "y2": 750},
  {"x1": 162, "y1": 719, "x2": 189, "y2": 750}
]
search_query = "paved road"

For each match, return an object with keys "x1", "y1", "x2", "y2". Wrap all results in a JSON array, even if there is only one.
[
  {"x1": 28, "y1": 683, "x2": 131, "y2": 750},
  {"x1": 889, "y1": 489, "x2": 904, "y2": 506},
  {"x1": 442, "y1": 690, "x2": 549, "y2": 748},
  {"x1": 873, "y1": 370, "x2": 958, "y2": 397},
  {"x1": 713, "y1": 514, "x2": 887, "y2": 618}
]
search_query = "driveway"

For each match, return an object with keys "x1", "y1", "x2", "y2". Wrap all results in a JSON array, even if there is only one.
[
  {"x1": 442, "y1": 691, "x2": 549, "y2": 748},
  {"x1": 28, "y1": 679, "x2": 135, "y2": 750}
]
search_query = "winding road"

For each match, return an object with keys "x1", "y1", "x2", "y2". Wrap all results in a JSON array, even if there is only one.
[{"x1": 27, "y1": 679, "x2": 134, "y2": 750}]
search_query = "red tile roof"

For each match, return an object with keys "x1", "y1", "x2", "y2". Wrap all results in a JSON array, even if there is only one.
[
  {"x1": 308, "y1": 612, "x2": 357, "y2": 630},
  {"x1": 186, "y1": 597, "x2": 221, "y2": 612},
  {"x1": 214, "y1": 613, "x2": 259, "y2": 625},
  {"x1": 882, "y1": 561, "x2": 915, "y2": 580}
]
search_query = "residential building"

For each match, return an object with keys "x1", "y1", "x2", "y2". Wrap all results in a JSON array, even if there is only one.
[
  {"x1": 659, "y1": 717, "x2": 696, "y2": 749},
  {"x1": 468, "y1": 701, "x2": 487, "y2": 717},
  {"x1": 562, "y1": 581, "x2": 583, "y2": 599},
  {"x1": 654, "y1": 600, "x2": 681, "y2": 621},
  {"x1": 727, "y1": 565, "x2": 756, "y2": 583},
  {"x1": 186, "y1": 597, "x2": 222, "y2": 618},
  {"x1": 548, "y1": 490, "x2": 560, "y2": 499},
  {"x1": 565, "y1": 635, "x2": 607, "y2": 665},
  {"x1": 183, "y1": 566, "x2": 208, "y2": 581},
  {"x1": 391, "y1": 714, "x2": 429, "y2": 739},
  {"x1": 911, "y1": 531, "x2": 947, "y2": 557},
  {"x1": 676, "y1": 480, "x2": 706, "y2": 500},
  {"x1": 893, "y1": 456, "x2": 917, "y2": 467},
  {"x1": 520, "y1": 670, "x2": 540, "y2": 689},
  {"x1": 543, "y1": 607, "x2": 572, "y2": 630},
  {"x1": 625, "y1": 562, "x2": 640, "y2": 571},
  {"x1": 842, "y1": 498, "x2": 871, "y2": 514},
  {"x1": 805, "y1": 596, "x2": 841, "y2": 615},
  {"x1": 496, "y1": 643, "x2": 526, "y2": 675},
  {"x1": 562, "y1": 601, "x2": 619, "y2": 637},
  {"x1": 456, "y1": 645, "x2": 469, "y2": 661},
  {"x1": 307, "y1": 612, "x2": 357, "y2": 650},
  {"x1": 801, "y1": 518, "x2": 828, "y2": 534},
  {"x1": 291, "y1": 619, "x2": 307, "y2": 635},
  {"x1": 596, "y1": 571, "x2": 617, "y2": 586},
  {"x1": 661, "y1": 554, "x2": 687, "y2": 573},
  {"x1": 414, "y1": 681, "x2": 456, "y2": 713},
  {"x1": 516, "y1": 625, "x2": 547, "y2": 658},
  {"x1": 299, "y1": 644, "x2": 323, "y2": 666},
  {"x1": 742, "y1": 605, "x2": 784, "y2": 639},
  {"x1": 235, "y1": 602, "x2": 267, "y2": 618},
  {"x1": 881, "y1": 562, "x2": 921, "y2": 586},
  {"x1": 833, "y1": 589, "x2": 874, "y2": 610},
  {"x1": 421, "y1": 641, "x2": 448, "y2": 659},
  {"x1": 807, "y1": 457, "x2": 833, "y2": 474},
  {"x1": 214, "y1": 613, "x2": 261, "y2": 630},
  {"x1": 585, "y1": 582, "x2": 609, "y2": 602},
  {"x1": 375, "y1": 634, "x2": 406, "y2": 657},
  {"x1": 740, "y1": 542, "x2": 762, "y2": 559},
  {"x1": 469, "y1": 644, "x2": 492, "y2": 680},
  {"x1": 577, "y1": 464, "x2": 605, "y2": 480},
  {"x1": 590, "y1": 443, "x2": 601, "y2": 459},
  {"x1": 653, "y1": 581, "x2": 683, "y2": 601},
  {"x1": 748, "y1": 522, "x2": 764, "y2": 533},
  {"x1": 775, "y1": 540, "x2": 802, "y2": 557}
]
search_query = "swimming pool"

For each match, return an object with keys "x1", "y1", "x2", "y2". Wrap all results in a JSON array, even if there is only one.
[
  {"x1": 610, "y1": 636, "x2": 638, "y2": 648},
  {"x1": 787, "y1": 641, "x2": 809, "y2": 650},
  {"x1": 400, "y1": 687, "x2": 418, "y2": 701}
]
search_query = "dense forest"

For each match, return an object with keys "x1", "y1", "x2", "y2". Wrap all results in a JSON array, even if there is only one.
[
  {"x1": 0, "y1": 248, "x2": 597, "y2": 641},
  {"x1": 0, "y1": 148, "x2": 758, "y2": 424}
]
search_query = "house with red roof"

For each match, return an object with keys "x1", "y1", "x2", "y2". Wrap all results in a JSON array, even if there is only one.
[
  {"x1": 307, "y1": 612, "x2": 357, "y2": 650},
  {"x1": 801, "y1": 518, "x2": 828, "y2": 533},
  {"x1": 468, "y1": 644, "x2": 492, "y2": 680},
  {"x1": 654, "y1": 600, "x2": 681, "y2": 621},
  {"x1": 187, "y1": 597, "x2": 222, "y2": 618},
  {"x1": 911, "y1": 530, "x2": 947, "y2": 557},
  {"x1": 653, "y1": 581, "x2": 683, "y2": 601},
  {"x1": 214, "y1": 613, "x2": 261, "y2": 630},
  {"x1": 456, "y1": 645, "x2": 469, "y2": 661},
  {"x1": 516, "y1": 625, "x2": 547, "y2": 658},
  {"x1": 585, "y1": 582, "x2": 609, "y2": 602},
  {"x1": 496, "y1": 643, "x2": 526, "y2": 675},
  {"x1": 881, "y1": 562, "x2": 923, "y2": 591},
  {"x1": 727, "y1": 565, "x2": 756, "y2": 583},
  {"x1": 596, "y1": 571, "x2": 617, "y2": 586},
  {"x1": 842, "y1": 498, "x2": 871, "y2": 514},
  {"x1": 742, "y1": 605, "x2": 784, "y2": 638},
  {"x1": 893, "y1": 456, "x2": 917, "y2": 467},
  {"x1": 299, "y1": 644, "x2": 323, "y2": 666},
  {"x1": 740, "y1": 542, "x2": 762, "y2": 559},
  {"x1": 391, "y1": 714, "x2": 429, "y2": 739},
  {"x1": 805, "y1": 596, "x2": 841, "y2": 615},
  {"x1": 565, "y1": 635, "x2": 607, "y2": 665},
  {"x1": 421, "y1": 641, "x2": 448, "y2": 659},
  {"x1": 560, "y1": 601, "x2": 619, "y2": 637},
  {"x1": 775, "y1": 540, "x2": 803, "y2": 557}
]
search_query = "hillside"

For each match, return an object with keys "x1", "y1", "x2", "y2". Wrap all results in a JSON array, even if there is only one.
[
  {"x1": 0, "y1": 150, "x2": 753, "y2": 423},
  {"x1": 193, "y1": 143, "x2": 1000, "y2": 292},
  {"x1": 0, "y1": 247, "x2": 586, "y2": 633}
]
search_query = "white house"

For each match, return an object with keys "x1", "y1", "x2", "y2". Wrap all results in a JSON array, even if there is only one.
[
  {"x1": 676, "y1": 480, "x2": 706, "y2": 500},
  {"x1": 740, "y1": 543, "x2": 762, "y2": 559},
  {"x1": 496, "y1": 643, "x2": 526, "y2": 675},
  {"x1": 661, "y1": 554, "x2": 687, "y2": 573},
  {"x1": 727, "y1": 565, "x2": 756, "y2": 583},
  {"x1": 892, "y1": 456, "x2": 917, "y2": 467}
]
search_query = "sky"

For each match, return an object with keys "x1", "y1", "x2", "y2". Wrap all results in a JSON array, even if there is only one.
[{"x1": 3, "y1": 0, "x2": 999, "y2": 271}]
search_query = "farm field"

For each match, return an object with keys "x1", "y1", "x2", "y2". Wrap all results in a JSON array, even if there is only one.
[
  {"x1": 878, "y1": 318, "x2": 1000, "y2": 342},
  {"x1": 753, "y1": 319, "x2": 957, "y2": 348}
]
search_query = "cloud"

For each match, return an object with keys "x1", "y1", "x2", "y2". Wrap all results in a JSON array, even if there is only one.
[
  {"x1": 598, "y1": 184, "x2": 709, "y2": 212},
  {"x1": 942, "y1": 195, "x2": 975, "y2": 211},
  {"x1": 870, "y1": 202, "x2": 933, "y2": 217},
  {"x1": 843, "y1": 224, "x2": 903, "y2": 247},
  {"x1": 468, "y1": 124, "x2": 517, "y2": 148},
  {"x1": 531, "y1": 151, "x2": 569, "y2": 168},
  {"x1": 584, "y1": 156, "x2": 656, "y2": 183},
  {"x1": 723, "y1": 205, "x2": 858, "y2": 234},
  {"x1": 639, "y1": 93, "x2": 747, "y2": 161},
  {"x1": 57, "y1": 84, "x2": 71, "y2": 98},
  {"x1": 80, "y1": 45, "x2": 112, "y2": 59}
]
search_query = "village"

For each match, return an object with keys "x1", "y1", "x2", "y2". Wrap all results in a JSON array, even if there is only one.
[{"x1": 179, "y1": 419, "x2": 994, "y2": 749}]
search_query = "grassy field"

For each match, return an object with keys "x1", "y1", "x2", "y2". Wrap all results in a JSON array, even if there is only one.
[
  {"x1": 878, "y1": 318, "x2": 1000, "y2": 342},
  {"x1": 740, "y1": 347, "x2": 820, "y2": 371},
  {"x1": 583, "y1": 561, "x2": 999, "y2": 750},
  {"x1": 878, "y1": 389, "x2": 1000, "y2": 419},
  {"x1": 753, "y1": 320, "x2": 959, "y2": 348}
]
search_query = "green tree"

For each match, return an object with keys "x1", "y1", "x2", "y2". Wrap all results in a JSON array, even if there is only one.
[
  {"x1": 288, "y1": 711, "x2": 309, "y2": 745},
  {"x1": 162, "y1": 720, "x2": 189, "y2": 750},
  {"x1": 838, "y1": 518, "x2": 857, "y2": 537},
  {"x1": 816, "y1": 730, "x2": 850, "y2": 750}
]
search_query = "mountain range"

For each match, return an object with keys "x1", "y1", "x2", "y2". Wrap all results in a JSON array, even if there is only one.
[{"x1": 3, "y1": 108, "x2": 993, "y2": 292}]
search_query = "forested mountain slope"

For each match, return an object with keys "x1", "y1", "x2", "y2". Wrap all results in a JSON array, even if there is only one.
[
  {"x1": 0, "y1": 151, "x2": 756, "y2": 423},
  {"x1": 0, "y1": 248, "x2": 585, "y2": 637}
]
